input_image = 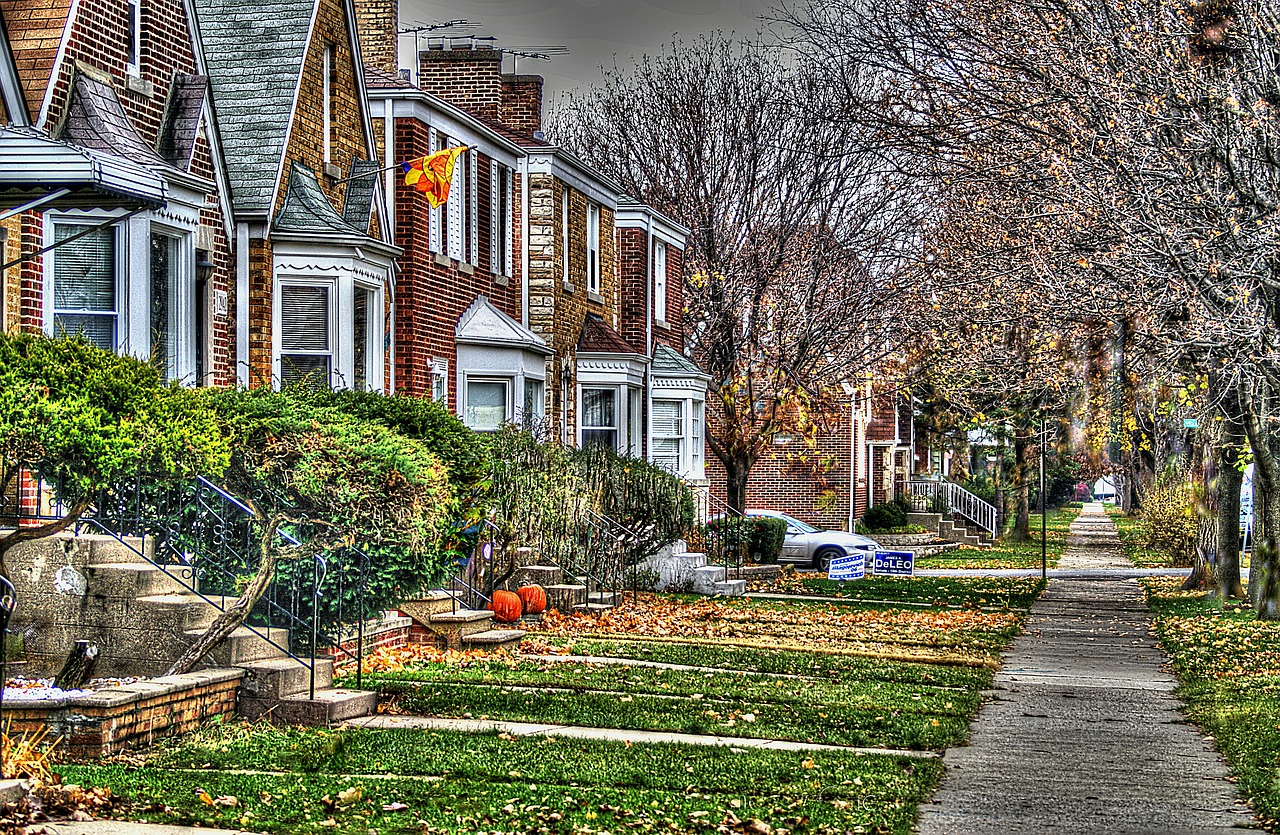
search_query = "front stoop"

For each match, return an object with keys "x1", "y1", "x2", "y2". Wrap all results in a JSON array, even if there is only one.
[
  {"x1": 399, "y1": 594, "x2": 528, "y2": 651},
  {"x1": 462, "y1": 628, "x2": 526, "y2": 651},
  {"x1": 241, "y1": 688, "x2": 379, "y2": 725}
]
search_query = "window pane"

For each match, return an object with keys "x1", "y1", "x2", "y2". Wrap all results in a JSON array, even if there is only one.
[
  {"x1": 280, "y1": 354, "x2": 331, "y2": 389},
  {"x1": 281, "y1": 285, "x2": 329, "y2": 352},
  {"x1": 652, "y1": 438, "x2": 681, "y2": 472},
  {"x1": 53, "y1": 313, "x2": 115, "y2": 350},
  {"x1": 467, "y1": 381, "x2": 506, "y2": 431},
  {"x1": 582, "y1": 428, "x2": 617, "y2": 449},
  {"x1": 523, "y1": 379, "x2": 543, "y2": 423},
  {"x1": 582, "y1": 388, "x2": 615, "y2": 429},
  {"x1": 652, "y1": 400, "x2": 682, "y2": 436},
  {"x1": 54, "y1": 224, "x2": 114, "y2": 312},
  {"x1": 150, "y1": 232, "x2": 177, "y2": 380},
  {"x1": 353, "y1": 288, "x2": 370, "y2": 391}
]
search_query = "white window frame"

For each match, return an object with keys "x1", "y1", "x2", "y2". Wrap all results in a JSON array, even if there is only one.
[
  {"x1": 490, "y1": 162, "x2": 514, "y2": 278},
  {"x1": 654, "y1": 240, "x2": 668, "y2": 323},
  {"x1": 468, "y1": 148, "x2": 479, "y2": 267},
  {"x1": 44, "y1": 213, "x2": 125, "y2": 352},
  {"x1": 147, "y1": 224, "x2": 196, "y2": 383},
  {"x1": 463, "y1": 375, "x2": 511, "y2": 432},
  {"x1": 521, "y1": 376, "x2": 545, "y2": 425},
  {"x1": 448, "y1": 139, "x2": 464, "y2": 260},
  {"x1": 651, "y1": 398, "x2": 684, "y2": 474},
  {"x1": 274, "y1": 276, "x2": 336, "y2": 390},
  {"x1": 125, "y1": 0, "x2": 141, "y2": 76},
  {"x1": 586, "y1": 202, "x2": 601, "y2": 295},
  {"x1": 351, "y1": 281, "x2": 380, "y2": 392},
  {"x1": 431, "y1": 358, "x2": 449, "y2": 406},
  {"x1": 428, "y1": 128, "x2": 442, "y2": 254},
  {"x1": 579, "y1": 385, "x2": 620, "y2": 450}
]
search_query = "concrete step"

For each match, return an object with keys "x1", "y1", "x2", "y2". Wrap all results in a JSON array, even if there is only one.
[
  {"x1": 515, "y1": 565, "x2": 563, "y2": 586},
  {"x1": 87, "y1": 562, "x2": 194, "y2": 597},
  {"x1": 690, "y1": 565, "x2": 727, "y2": 594},
  {"x1": 673, "y1": 552, "x2": 708, "y2": 569},
  {"x1": 587, "y1": 590, "x2": 621, "y2": 605},
  {"x1": 400, "y1": 590, "x2": 461, "y2": 623},
  {"x1": 429, "y1": 608, "x2": 494, "y2": 624},
  {"x1": 425, "y1": 608, "x2": 495, "y2": 649},
  {"x1": 238, "y1": 656, "x2": 335, "y2": 699},
  {"x1": 68, "y1": 533, "x2": 152, "y2": 564},
  {"x1": 545, "y1": 583, "x2": 586, "y2": 613},
  {"x1": 135, "y1": 593, "x2": 220, "y2": 631},
  {"x1": 241, "y1": 687, "x2": 377, "y2": 725},
  {"x1": 461, "y1": 628, "x2": 526, "y2": 651},
  {"x1": 573, "y1": 602, "x2": 616, "y2": 614},
  {"x1": 711, "y1": 579, "x2": 746, "y2": 596},
  {"x1": 189, "y1": 626, "x2": 290, "y2": 665}
]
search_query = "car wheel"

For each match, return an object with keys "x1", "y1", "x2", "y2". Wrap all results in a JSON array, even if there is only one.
[{"x1": 814, "y1": 547, "x2": 842, "y2": 572}]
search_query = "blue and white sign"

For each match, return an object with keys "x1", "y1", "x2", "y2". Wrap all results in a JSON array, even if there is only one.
[
  {"x1": 828, "y1": 552, "x2": 865, "y2": 581},
  {"x1": 873, "y1": 550, "x2": 915, "y2": 577}
]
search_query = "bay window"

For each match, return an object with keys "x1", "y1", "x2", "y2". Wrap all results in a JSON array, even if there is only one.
[
  {"x1": 149, "y1": 231, "x2": 182, "y2": 380},
  {"x1": 431, "y1": 358, "x2": 449, "y2": 405},
  {"x1": 651, "y1": 399, "x2": 684, "y2": 473},
  {"x1": 352, "y1": 285, "x2": 379, "y2": 392},
  {"x1": 522, "y1": 378, "x2": 544, "y2": 425}
]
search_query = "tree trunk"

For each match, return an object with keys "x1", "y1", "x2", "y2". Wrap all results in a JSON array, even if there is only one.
[
  {"x1": 723, "y1": 458, "x2": 751, "y2": 515},
  {"x1": 166, "y1": 514, "x2": 283, "y2": 676},
  {"x1": 1008, "y1": 429, "x2": 1032, "y2": 542},
  {"x1": 1183, "y1": 422, "x2": 1217, "y2": 591},
  {"x1": 1216, "y1": 390, "x2": 1247, "y2": 599},
  {"x1": 1245, "y1": 398, "x2": 1280, "y2": 619}
]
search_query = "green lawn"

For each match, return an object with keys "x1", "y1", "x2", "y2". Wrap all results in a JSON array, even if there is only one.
[
  {"x1": 914, "y1": 509, "x2": 1077, "y2": 570},
  {"x1": 62, "y1": 725, "x2": 941, "y2": 834},
  {"x1": 1144, "y1": 579, "x2": 1279, "y2": 829}
]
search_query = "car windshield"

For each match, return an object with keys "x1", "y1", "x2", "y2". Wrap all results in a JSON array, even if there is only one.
[{"x1": 776, "y1": 513, "x2": 820, "y2": 534}]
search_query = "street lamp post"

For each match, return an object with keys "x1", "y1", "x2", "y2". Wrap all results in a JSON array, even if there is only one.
[{"x1": 1041, "y1": 417, "x2": 1048, "y2": 580}]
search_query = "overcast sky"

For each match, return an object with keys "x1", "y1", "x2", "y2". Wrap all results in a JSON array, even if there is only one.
[{"x1": 398, "y1": 0, "x2": 773, "y2": 97}]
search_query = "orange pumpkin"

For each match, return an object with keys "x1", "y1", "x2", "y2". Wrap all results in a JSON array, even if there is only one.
[
  {"x1": 489, "y1": 590, "x2": 523, "y2": 624},
  {"x1": 517, "y1": 584, "x2": 547, "y2": 615}
]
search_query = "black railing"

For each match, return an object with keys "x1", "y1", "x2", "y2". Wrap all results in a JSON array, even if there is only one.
[
  {"x1": 685, "y1": 482, "x2": 748, "y2": 578},
  {"x1": 6, "y1": 470, "x2": 370, "y2": 688}
]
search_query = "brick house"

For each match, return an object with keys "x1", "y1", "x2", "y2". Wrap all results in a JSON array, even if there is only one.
[
  {"x1": 0, "y1": 0, "x2": 235, "y2": 386},
  {"x1": 194, "y1": 0, "x2": 396, "y2": 391},
  {"x1": 353, "y1": 11, "x2": 709, "y2": 478}
]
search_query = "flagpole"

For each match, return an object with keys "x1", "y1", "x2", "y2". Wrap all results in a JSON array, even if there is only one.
[{"x1": 331, "y1": 145, "x2": 478, "y2": 186}]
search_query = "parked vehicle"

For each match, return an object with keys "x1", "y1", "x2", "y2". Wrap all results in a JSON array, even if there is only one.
[{"x1": 745, "y1": 509, "x2": 882, "y2": 570}]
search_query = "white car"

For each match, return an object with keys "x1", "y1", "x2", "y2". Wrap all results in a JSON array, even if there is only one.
[{"x1": 746, "y1": 509, "x2": 882, "y2": 570}]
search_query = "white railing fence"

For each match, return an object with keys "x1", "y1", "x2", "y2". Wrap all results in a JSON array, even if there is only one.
[{"x1": 904, "y1": 480, "x2": 999, "y2": 535}]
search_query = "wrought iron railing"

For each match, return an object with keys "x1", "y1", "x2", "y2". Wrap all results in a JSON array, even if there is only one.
[
  {"x1": 5, "y1": 469, "x2": 371, "y2": 689},
  {"x1": 684, "y1": 481, "x2": 749, "y2": 578},
  {"x1": 901, "y1": 479, "x2": 999, "y2": 535}
]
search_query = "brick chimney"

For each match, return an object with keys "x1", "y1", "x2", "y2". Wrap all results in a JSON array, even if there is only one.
[
  {"x1": 418, "y1": 42, "x2": 504, "y2": 122},
  {"x1": 353, "y1": 0, "x2": 398, "y2": 77},
  {"x1": 500, "y1": 74, "x2": 543, "y2": 138}
]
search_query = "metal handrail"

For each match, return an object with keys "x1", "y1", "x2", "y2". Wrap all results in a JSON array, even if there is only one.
[{"x1": 905, "y1": 479, "x2": 998, "y2": 534}]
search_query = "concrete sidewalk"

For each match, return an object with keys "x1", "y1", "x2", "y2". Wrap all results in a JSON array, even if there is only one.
[{"x1": 917, "y1": 503, "x2": 1260, "y2": 833}]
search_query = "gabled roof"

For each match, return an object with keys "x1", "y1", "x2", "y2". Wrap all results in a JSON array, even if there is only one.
[
  {"x1": 193, "y1": 0, "x2": 315, "y2": 213},
  {"x1": 0, "y1": 0, "x2": 73, "y2": 124},
  {"x1": 578, "y1": 313, "x2": 642, "y2": 356},
  {"x1": 652, "y1": 343, "x2": 710, "y2": 381},
  {"x1": 275, "y1": 160, "x2": 360, "y2": 234},
  {"x1": 341, "y1": 158, "x2": 379, "y2": 230},
  {"x1": 456, "y1": 294, "x2": 552, "y2": 356},
  {"x1": 158, "y1": 74, "x2": 208, "y2": 170},
  {"x1": 58, "y1": 74, "x2": 170, "y2": 168}
]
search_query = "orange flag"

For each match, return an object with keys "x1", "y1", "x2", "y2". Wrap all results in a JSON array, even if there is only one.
[{"x1": 402, "y1": 146, "x2": 468, "y2": 207}]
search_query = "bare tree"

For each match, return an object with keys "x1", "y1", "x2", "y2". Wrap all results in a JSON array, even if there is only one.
[{"x1": 549, "y1": 34, "x2": 919, "y2": 511}]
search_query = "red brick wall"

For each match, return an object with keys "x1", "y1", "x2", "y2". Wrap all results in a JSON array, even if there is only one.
[
  {"x1": 618, "y1": 227, "x2": 647, "y2": 352},
  {"x1": 390, "y1": 117, "x2": 523, "y2": 402},
  {"x1": 867, "y1": 390, "x2": 899, "y2": 442},
  {"x1": 418, "y1": 47, "x2": 503, "y2": 121},
  {"x1": 705, "y1": 401, "x2": 856, "y2": 532},
  {"x1": 656, "y1": 243, "x2": 683, "y2": 351}
]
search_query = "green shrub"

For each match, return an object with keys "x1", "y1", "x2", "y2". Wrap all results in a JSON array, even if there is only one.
[
  {"x1": 707, "y1": 515, "x2": 786, "y2": 564},
  {"x1": 305, "y1": 389, "x2": 486, "y2": 491},
  {"x1": 861, "y1": 502, "x2": 907, "y2": 532}
]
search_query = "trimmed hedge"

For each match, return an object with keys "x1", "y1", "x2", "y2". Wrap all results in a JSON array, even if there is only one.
[
  {"x1": 861, "y1": 502, "x2": 907, "y2": 532},
  {"x1": 709, "y1": 515, "x2": 787, "y2": 564}
]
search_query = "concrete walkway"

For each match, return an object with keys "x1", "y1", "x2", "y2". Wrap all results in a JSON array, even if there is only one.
[
  {"x1": 917, "y1": 503, "x2": 1261, "y2": 834},
  {"x1": 347, "y1": 714, "x2": 940, "y2": 758}
]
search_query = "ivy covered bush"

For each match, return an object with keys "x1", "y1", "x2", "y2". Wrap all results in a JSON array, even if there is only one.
[
  {"x1": 708, "y1": 515, "x2": 787, "y2": 563},
  {"x1": 861, "y1": 502, "x2": 908, "y2": 532}
]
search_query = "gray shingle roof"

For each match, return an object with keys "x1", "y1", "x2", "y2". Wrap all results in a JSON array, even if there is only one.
[
  {"x1": 652, "y1": 343, "x2": 708, "y2": 378},
  {"x1": 58, "y1": 74, "x2": 170, "y2": 169},
  {"x1": 158, "y1": 74, "x2": 208, "y2": 171},
  {"x1": 193, "y1": 0, "x2": 315, "y2": 213},
  {"x1": 275, "y1": 160, "x2": 361, "y2": 234},
  {"x1": 341, "y1": 158, "x2": 380, "y2": 230}
]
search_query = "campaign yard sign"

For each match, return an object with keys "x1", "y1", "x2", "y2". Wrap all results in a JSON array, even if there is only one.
[
  {"x1": 873, "y1": 550, "x2": 915, "y2": 577},
  {"x1": 828, "y1": 552, "x2": 865, "y2": 581}
]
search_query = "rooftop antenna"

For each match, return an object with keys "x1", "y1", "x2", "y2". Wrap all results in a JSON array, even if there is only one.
[
  {"x1": 502, "y1": 45, "x2": 569, "y2": 74},
  {"x1": 400, "y1": 20, "x2": 482, "y2": 77}
]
